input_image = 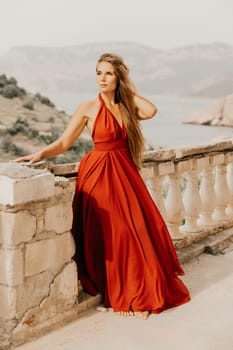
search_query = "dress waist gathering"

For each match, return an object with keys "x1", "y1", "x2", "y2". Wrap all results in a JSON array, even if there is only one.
[{"x1": 94, "y1": 139, "x2": 128, "y2": 151}]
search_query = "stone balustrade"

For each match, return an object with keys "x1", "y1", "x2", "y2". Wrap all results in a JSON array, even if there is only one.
[
  {"x1": 142, "y1": 138, "x2": 233, "y2": 246},
  {"x1": 0, "y1": 136, "x2": 233, "y2": 348}
]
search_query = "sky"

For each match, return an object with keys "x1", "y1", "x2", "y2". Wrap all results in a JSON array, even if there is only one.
[{"x1": 0, "y1": 0, "x2": 233, "y2": 53}]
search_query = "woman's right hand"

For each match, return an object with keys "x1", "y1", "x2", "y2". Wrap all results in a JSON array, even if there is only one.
[{"x1": 12, "y1": 152, "x2": 43, "y2": 164}]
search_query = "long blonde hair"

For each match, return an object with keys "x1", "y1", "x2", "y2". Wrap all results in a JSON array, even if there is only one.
[{"x1": 97, "y1": 53, "x2": 144, "y2": 169}]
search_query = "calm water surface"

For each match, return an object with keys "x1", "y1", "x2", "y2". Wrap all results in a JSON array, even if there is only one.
[{"x1": 52, "y1": 92, "x2": 232, "y2": 148}]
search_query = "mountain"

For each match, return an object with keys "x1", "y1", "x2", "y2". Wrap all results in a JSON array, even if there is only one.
[{"x1": 0, "y1": 42, "x2": 232, "y2": 109}]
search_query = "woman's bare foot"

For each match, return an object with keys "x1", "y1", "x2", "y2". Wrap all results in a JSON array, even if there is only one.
[
  {"x1": 134, "y1": 311, "x2": 149, "y2": 320},
  {"x1": 116, "y1": 310, "x2": 134, "y2": 317}
]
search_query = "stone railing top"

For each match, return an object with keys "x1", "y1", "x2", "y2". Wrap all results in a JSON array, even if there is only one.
[
  {"x1": 0, "y1": 137, "x2": 232, "y2": 181},
  {"x1": 48, "y1": 137, "x2": 233, "y2": 176},
  {"x1": 0, "y1": 163, "x2": 55, "y2": 206},
  {"x1": 143, "y1": 137, "x2": 233, "y2": 163},
  {"x1": 50, "y1": 162, "x2": 79, "y2": 177},
  {"x1": 0, "y1": 162, "x2": 50, "y2": 179}
]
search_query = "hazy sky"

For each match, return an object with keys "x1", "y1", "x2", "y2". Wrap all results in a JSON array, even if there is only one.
[{"x1": 0, "y1": 0, "x2": 232, "y2": 53}]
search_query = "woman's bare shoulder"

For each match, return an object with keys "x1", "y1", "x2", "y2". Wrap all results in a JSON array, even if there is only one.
[{"x1": 75, "y1": 98, "x2": 99, "y2": 115}]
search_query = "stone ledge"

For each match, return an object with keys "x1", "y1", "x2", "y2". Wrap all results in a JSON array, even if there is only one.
[
  {"x1": 174, "y1": 220, "x2": 233, "y2": 249},
  {"x1": 177, "y1": 227, "x2": 233, "y2": 264},
  {"x1": 5, "y1": 227, "x2": 233, "y2": 348},
  {"x1": 11, "y1": 293, "x2": 101, "y2": 348},
  {"x1": 0, "y1": 164, "x2": 55, "y2": 206}
]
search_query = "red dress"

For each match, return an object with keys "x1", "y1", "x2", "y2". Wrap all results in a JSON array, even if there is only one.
[{"x1": 72, "y1": 93, "x2": 190, "y2": 313}]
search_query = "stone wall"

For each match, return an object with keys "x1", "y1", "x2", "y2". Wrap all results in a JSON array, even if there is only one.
[{"x1": 0, "y1": 164, "x2": 78, "y2": 349}]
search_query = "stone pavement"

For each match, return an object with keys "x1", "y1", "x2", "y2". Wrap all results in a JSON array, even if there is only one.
[{"x1": 17, "y1": 244, "x2": 233, "y2": 350}]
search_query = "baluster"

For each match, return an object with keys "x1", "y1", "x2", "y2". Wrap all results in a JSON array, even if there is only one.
[
  {"x1": 181, "y1": 169, "x2": 202, "y2": 232},
  {"x1": 213, "y1": 163, "x2": 230, "y2": 222},
  {"x1": 143, "y1": 166, "x2": 167, "y2": 220},
  {"x1": 198, "y1": 165, "x2": 216, "y2": 227},
  {"x1": 151, "y1": 174, "x2": 167, "y2": 220},
  {"x1": 165, "y1": 173, "x2": 185, "y2": 240},
  {"x1": 142, "y1": 166, "x2": 156, "y2": 196}
]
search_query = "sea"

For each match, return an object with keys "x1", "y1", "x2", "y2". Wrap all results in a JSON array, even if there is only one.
[{"x1": 51, "y1": 92, "x2": 233, "y2": 149}]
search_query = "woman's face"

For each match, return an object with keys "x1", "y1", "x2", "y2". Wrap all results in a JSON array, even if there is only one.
[{"x1": 96, "y1": 61, "x2": 118, "y2": 93}]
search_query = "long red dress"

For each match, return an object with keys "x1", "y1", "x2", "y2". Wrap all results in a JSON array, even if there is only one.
[{"x1": 72, "y1": 93, "x2": 190, "y2": 313}]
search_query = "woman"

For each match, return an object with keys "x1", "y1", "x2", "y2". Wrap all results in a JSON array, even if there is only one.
[{"x1": 15, "y1": 53, "x2": 190, "y2": 319}]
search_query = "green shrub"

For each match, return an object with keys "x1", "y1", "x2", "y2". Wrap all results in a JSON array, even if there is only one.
[
  {"x1": 1, "y1": 84, "x2": 26, "y2": 98},
  {"x1": 1, "y1": 137, "x2": 11, "y2": 152},
  {"x1": 8, "y1": 77, "x2": 17, "y2": 85},
  {"x1": 28, "y1": 128, "x2": 39, "y2": 138},
  {"x1": 6, "y1": 118, "x2": 29, "y2": 136},
  {"x1": 0, "y1": 74, "x2": 7, "y2": 87},
  {"x1": 5, "y1": 118, "x2": 43, "y2": 140},
  {"x1": 0, "y1": 137, "x2": 25, "y2": 156},
  {"x1": 23, "y1": 99, "x2": 34, "y2": 110},
  {"x1": 35, "y1": 93, "x2": 55, "y2": 107},
  {"x1": 0, "y1": 74, "x2": 26, "y2": 99},
  {"x1": 38, "y1": 127, "x2": 59, "y2": 144}
]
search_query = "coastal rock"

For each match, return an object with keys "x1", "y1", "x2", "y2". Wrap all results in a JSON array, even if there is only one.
[{"x1": 183, "y1": 93, "x2": 233, "y2": 127}]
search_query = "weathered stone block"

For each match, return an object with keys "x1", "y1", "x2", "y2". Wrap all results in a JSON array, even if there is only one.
[
  {"x1": 0, "y1": 247, "x2": 24, "y2": 286},
  {"x1": 0, "y1": 285, "x2": 17, "y2": 319},
  {"x1": 12, "y1": 262, "x2": 78, "y2": 345},
  {"x1": 140, "y1": 166, "x2": 154, "y2": 179},
  {"x1": 45, "y1": 202, "x2": 73, "y2": 234},
  {"x1": 193, "y1": 157, "x2": 209, "y2": 170},
  {"x1": 158, "y1": 161, "x2": 175, "y2": 176},
  {"x1": 176, "y1": 159, "x2": 192, "y2": 174},
  {"x1": 0, "y1": 163, "x2": 55, "y2": 205},
  {"x1": 225, "y1": 152, "x2": 233, "y2": 163},
  {"x1": 24, "y1": 233, "x2": 75, "y2": 276},
  {"x1": 210, "y1": 153, "x2": 225, "y2": 166},
  {"x1": 0, "y1": 210, "x2": 36, "y2": 245},
  {"x1": 15, "y1": 268, "x2": 59, "y2": 315},
  {"x1": 40, "y1": 261, "x2": 78, "y2": 312},
  {"x1": 54, "y1": 176, "x2": 74, "y2": 197}
]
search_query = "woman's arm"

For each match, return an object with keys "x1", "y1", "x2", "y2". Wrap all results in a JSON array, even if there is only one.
[
  {"x1": 13, "y1": 102, "x2": 89, "y2": 163},
  {"x1": 133, "y1": 93, "x2": 158, "y2": 120}
]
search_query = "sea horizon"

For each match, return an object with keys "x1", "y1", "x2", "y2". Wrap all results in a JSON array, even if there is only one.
[{"x1": 50, "y1": 92, "x2": 232, "y2": 149}]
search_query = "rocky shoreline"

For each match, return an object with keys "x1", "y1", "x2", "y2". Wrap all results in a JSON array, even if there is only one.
[{"x1": 183, "y1": 93, "x2": 233, "y2": 127}]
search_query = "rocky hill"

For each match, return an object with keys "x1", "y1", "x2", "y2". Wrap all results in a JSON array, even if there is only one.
[
  {"x1": 0, "y1": 74, "x2": 92, "y2": 162},
  {"x1": 0, "y1": 42, "x2": 232, "y2": 109},
  {"x1": 183, "y1": 93, "x2": 233, "y2": 127}
]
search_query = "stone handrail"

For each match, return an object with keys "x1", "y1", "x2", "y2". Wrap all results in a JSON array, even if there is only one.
[
  {"x1": 51, "y1": 137, "x2": 233, "y2": 245},
  {"x1": 0, "y1": 136, "x2": 233, "y2": 348},
  {"x1": 141, "y1": 138, "x2": 233, "y2": 246}
]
